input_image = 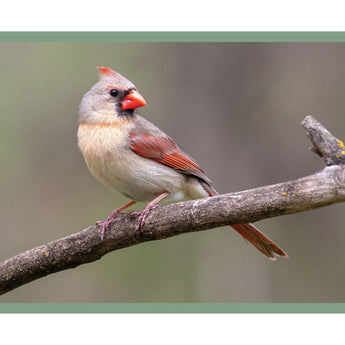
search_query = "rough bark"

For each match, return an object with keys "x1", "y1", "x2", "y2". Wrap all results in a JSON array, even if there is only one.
[{"x1": 0, "y1": 115, "x2": 344, "y2": 296}]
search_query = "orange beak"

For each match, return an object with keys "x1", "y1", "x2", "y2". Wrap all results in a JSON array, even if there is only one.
[{"x1": 122, "y1": 90, "x2": 147, "y2": 110}]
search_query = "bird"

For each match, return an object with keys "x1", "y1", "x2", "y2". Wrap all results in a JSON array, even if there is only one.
[{"x1": 77, "y1": 66, "x2": 288, "y2": 260}]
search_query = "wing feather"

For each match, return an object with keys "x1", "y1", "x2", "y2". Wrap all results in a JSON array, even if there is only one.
[{"x1": 129, "y1": 132, "x2": 213, "y2": 185}]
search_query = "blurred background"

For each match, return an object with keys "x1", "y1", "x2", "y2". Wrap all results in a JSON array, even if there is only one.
[{"x1": 0, "y1": 42, "x2": 345, "y2": 302}]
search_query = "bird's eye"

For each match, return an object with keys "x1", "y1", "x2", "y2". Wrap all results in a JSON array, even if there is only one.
[{"x1": 109, "y1": 89, "x2": 118, "y2": 97}]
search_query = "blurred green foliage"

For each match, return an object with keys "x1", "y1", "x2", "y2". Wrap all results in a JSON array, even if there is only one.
[{"x1": 1, "y1": 42, "x2": 345, "y2": 302}]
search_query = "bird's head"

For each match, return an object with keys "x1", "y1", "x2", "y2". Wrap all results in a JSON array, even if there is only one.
[{"x1": 78, "y1": 66, "x2": 147, "y2": 125}]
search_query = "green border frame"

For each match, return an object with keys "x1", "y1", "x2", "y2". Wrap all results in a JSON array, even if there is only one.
[
  {"x1": 1, "y1": 31, "x2": 345, "y2": 42},
  {"x1": 1, "y1": 303, "x2": 345, "y2": 313},
  {"x1": 1, "y1": 31, "x2": 344, "y2": 313}
]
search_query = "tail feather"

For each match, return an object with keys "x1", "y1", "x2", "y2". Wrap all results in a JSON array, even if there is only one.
[
  {"x1": 199, "y1": 180, "x2": 288, "y2": 260},
  {"x1": 230, "y1": 223, "x2": 288, "y2": 260}
]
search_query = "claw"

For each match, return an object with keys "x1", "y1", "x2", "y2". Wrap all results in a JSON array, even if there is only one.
[
  {"x1": 135, "y1": 205, "x2": 160, "y2": 232},
  {"x1": 134, "y1": 192, "x2": 170, "y2": 232},
  {"x1": 97, "y1": 200, "x2": 137, "y2": 240}
]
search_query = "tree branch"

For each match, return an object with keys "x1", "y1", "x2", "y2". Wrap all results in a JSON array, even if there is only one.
[{"x1": 1, "y1": 115, "x2": 345, "y2": 296}]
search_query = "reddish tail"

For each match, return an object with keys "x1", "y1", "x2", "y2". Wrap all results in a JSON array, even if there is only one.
[
  {"x1": 230, "y1": 223, "x2": 288, "y2": 260},
  {"x1": 200, "y1": 180, "x2": 288, "y2": 260}
]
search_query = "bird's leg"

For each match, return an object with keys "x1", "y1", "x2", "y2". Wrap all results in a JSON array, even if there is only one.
[
  {"x1": 135, "y1": 191, "x2": 170, "y2": 232},
  {"x1": 97, "y1": 200, "x2": 137, "y2": 240}
]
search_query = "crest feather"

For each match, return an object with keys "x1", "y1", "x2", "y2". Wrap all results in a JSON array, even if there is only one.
[{"x1": 97, "y1": 66, "x2": 117, "y2": 77}]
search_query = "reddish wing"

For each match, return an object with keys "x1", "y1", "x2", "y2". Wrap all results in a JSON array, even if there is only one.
[{"x1": 129, "y1": 132, "x2": 212, "y2": 184}]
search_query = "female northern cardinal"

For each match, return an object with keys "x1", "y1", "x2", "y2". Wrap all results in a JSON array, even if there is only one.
[{"x1": 78, "y1": 66, "x2": 288, "y2": 260}]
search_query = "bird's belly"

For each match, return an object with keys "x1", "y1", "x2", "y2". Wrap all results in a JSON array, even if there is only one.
[
  {"x1": 78, "y1": 124, "x2": 190, "y2": 202},
  {"x1": 93, "y1": 152, "x2": 188, "y2": 202}
]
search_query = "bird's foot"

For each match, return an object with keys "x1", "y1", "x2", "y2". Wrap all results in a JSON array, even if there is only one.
[
  {"x1": 134, "y1": 191, "x2": 170, "y2": 232},
  {"x1": 97, "y1": 209, "x2": 120, "y2": 241},
  {"x1": 135, "y1": 204, "x2": 160, "y2": 232},
  {"x1": 96, "y1": 200, "x2": 137, "y2": 240}
]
